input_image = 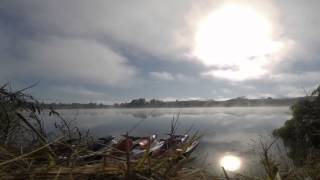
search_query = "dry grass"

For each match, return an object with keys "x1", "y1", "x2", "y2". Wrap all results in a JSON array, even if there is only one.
[
  {"x1": 0, "y1": 84, "x2": 214, "y2": 180},
  {"x1": 0, "y1": 84, "x2": 319, "y2": 180}
]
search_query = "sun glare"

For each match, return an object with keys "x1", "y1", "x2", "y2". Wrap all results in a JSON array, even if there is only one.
[
  {"x1": 220, "y1": 155, "x2": 242, "y2": 171},
  {"x1": 194, "y1": 4, "x2": 282, "y2": 80}
]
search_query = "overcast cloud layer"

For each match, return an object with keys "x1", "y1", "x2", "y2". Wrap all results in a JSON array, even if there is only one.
[{"x1": 0, "y1": 0, "x2": 319, "y2": 103}]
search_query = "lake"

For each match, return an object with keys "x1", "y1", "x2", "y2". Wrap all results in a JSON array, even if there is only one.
[{"x1": 46, "y1": 107, "x2": 291, "y2": 174}]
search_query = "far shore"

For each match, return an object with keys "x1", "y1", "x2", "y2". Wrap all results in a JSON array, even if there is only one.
[{"x1": 42, "y1": 96, "x2": 302, "y2": 109}]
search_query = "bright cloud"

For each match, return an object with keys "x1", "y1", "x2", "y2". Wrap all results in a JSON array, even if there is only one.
[
  {"x1": 193, "y1": 3, "x2": 291, "y2": 81},
  {"x1": 0, "y1": 0, "x2": 319, "y2": 102}
]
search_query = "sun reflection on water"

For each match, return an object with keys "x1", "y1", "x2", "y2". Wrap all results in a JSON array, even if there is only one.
[{"x1": 220, "y1": 155, "x2": 242, "y2": 171}]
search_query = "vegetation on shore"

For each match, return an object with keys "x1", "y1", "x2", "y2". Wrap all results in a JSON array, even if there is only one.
[
  {"x1": 0, "y1": 83, "x2": 319, "y2": 179},
  {"x1": 44, "y1": 97, "x2": 302, "y2": 109},
  {"x1": 273, "y1": 86, "x2": 320, "y2": 177},
  {"x1": 114, "y1": 97, "x2": 302, "y2": 108},
  {"x1": 0, "y1": 84, "x2": 209, "y2": 179}
]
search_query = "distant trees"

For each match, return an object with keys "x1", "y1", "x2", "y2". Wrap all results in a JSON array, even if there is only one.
[
  {"x1": 117, "y1": 97, "x2": 301, "y2": 108},
  {"x1": 121, "y1": 98, "x2": 163, "y2": 108},
  {"x1": 129, "y1": 98, "x2": 147, "y2": 107},
  {"x1": 43, "y1": 102, "x2": 111, "y2": 109},
  {"x1": 273, "y1": 86, "x2": 320, "y2": 166}
]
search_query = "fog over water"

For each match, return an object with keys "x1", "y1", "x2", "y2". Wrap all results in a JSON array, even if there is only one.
[{"x1": 45, "y1": 107, "x2": 291, "y2": 173}]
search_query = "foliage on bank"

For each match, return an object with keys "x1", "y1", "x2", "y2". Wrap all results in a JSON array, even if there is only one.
[
  {"x1": 1, "y1": 83, "x2": 320, "y2": 179},
  {"x1": 273, "y1": 86, "x2": 320, "y2": 166},
  {"x1": 0, "y1": 84, "x2": 209, "y2": 179}
]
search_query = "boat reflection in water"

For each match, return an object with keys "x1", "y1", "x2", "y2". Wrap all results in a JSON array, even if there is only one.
[{"x1": 220, "y1": 154, "x2": 242, "y2": 171}]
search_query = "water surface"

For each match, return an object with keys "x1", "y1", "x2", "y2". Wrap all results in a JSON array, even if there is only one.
[{"x1": 46, "y1": 107, "x2": 291, "y2": 173}]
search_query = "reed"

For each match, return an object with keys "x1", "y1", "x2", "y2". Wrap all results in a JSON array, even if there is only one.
[
  {"x1": 0, "y1": 84, "x2": 319, "y2": 179},
  {"x1": 0, "y1": 84, "x2": 214, "y2": 179}
]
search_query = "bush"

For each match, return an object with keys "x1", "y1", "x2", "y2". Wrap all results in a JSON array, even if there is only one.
[{"x1": 273, "y1": 86, "x2": 320, "y2": 166}]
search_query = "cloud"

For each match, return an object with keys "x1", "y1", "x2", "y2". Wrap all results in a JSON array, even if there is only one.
[
  {"x1": 55, "y1": 86, "x2": 107, "y2": 98},
  {"x1": 149, "y1": 71, "x2": 196, "y2": 82},
  {"x1": 0, "y1": 36, "x2": 136, "y2": 87},
  {"x1": 1, "y1": 0, "x2": 198, "y2": 58},
  {"x1": 269, "y1": 0, "x2": 320, "y2": 73},
  {"x1": 52, "y1": 86, "x2": 113, "y2": 104},
  {"x1": 0, "y1": 0, "x2": 319, "y2": 102},
  {"x1": 192, "y1": 1, "x2": 297, "y2": 81},
  {"x1": 150, "y1": 72, "x2": 174, "y2": 81}
]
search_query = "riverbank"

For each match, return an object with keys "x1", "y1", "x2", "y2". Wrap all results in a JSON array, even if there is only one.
[
  {"x1": 42, "y1": 97, "x2": 303, "y2": 109},
  {"x1": 1, "y1": 84, "x2": 319, "y2": 179}
]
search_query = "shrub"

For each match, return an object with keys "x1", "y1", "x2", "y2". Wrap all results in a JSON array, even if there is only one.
[{"x1": 273, "y1": 86, "x2": 320, "y2": 166}]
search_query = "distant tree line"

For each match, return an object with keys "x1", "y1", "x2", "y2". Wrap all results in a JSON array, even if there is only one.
[
  {"x1": 115, "y1": 97, "x2": 303, "y2": 108},
  {"x1": 42, "y1": 102, "x2": 112, "y2": 109},
  {"x1": 40, "y1": 97, "x2": 304, "y2": 109}
]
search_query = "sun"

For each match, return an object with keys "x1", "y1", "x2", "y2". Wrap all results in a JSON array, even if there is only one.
[
  {"x1": 220, "y1": 155, "x2": 242, "y2": 171},
  {"x1": 194, "y1": 4, "x2": 283, "y2": 80}
]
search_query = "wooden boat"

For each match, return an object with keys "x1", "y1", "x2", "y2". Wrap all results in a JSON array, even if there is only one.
[
  {"x1": 151, "y1": 134, "x2": 199, "y2": 157},
  {"x1": 75, "y1": 133, "x2": 199, "y2": 161}
]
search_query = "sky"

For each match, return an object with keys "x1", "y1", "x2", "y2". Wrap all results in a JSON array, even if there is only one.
[{"x1": 0, "y1": 0, "x2": 319, "y2": 103}]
